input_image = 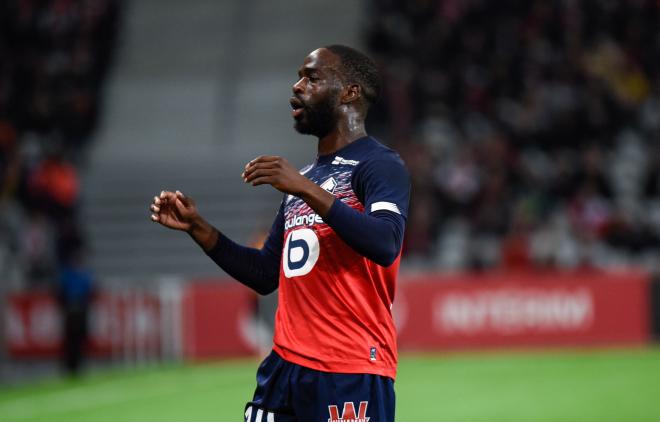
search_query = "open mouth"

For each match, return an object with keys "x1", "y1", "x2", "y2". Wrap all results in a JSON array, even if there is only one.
[{"x1": 290, "y1": 97, "x2": 305, "y2": 119}]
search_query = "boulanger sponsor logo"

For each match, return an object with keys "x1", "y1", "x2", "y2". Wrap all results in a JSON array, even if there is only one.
[
  {"x1": 284, "y1": 212, "x2": 324, "y2": 230},
  {"x1": 331, "y1": 156, "x2": 360, "y2": 166},
  {"x1": 328, "y1": 401, "x2": 369, "y2": 422},
  {"x1": 435, "y1": 288, "x2": 594, "y2": 334}
]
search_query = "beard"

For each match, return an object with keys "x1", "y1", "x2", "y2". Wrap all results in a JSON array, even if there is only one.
[{"x1": 294, "y1": 92, "x2": 340, "y2": 138}]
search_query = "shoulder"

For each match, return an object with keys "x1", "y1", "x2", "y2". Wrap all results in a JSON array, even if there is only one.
[
  {"x1": 351, "y1": 137, "x2": 407, "y2": 180},
  {"x1": 358, "y1": 137, "x2": 406, "y2": 165},
  {"x1": 351, "y1": 138, "x2": 411, "y2": 202},
  {"x1": 353, "y1": 138, "x2": 408, "y2": 178}
]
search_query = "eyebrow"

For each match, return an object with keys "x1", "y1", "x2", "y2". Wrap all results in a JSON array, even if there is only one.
[{"x1": 297, "y1": 66, "x2": 323, "y2": 78}]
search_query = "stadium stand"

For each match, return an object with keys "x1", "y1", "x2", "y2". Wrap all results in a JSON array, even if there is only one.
[
  {"x1": 365, "y1": 0, "x2": 660, "y2": 272},
  {"x1": 0, "y1": 0, "x2": 122, "y2": 289}
]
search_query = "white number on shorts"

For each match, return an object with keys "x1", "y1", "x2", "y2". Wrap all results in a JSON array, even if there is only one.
[{"x1": 245, "y1": 406, "x2": 275, "y2": 422}]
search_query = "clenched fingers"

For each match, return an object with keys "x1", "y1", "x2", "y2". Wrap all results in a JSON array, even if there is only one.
[
  {"x1": 149, "y1": 194, "x2": 160, "y2": 222},
  {"x1": 245, "y1": 169, "x2": 277, "y2": 184},
  {"x1": 150, "y1": 196, "x2": 160, "y2": 213},
  {"x1": 151, "y1": 190, "x2": 176, "y2": 222},
  {"x1": 159, "y1": 190, "x2": 177, "y2": 202},
  {"x1": 249, "y1": 176, "x2": 275, "y2": 186},
  {"x1": 243, "y1": 163, "x2": 278, "y2": 181}
]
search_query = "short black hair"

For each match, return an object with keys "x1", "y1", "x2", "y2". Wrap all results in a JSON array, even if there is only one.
[{"x1": 325, "y1": 45, "x2": 381, "y2": 105}]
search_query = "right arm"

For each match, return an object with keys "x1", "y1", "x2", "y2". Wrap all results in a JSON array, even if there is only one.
[{"x1": 150, "y1": 190, "x2": 282, "y2": 295}]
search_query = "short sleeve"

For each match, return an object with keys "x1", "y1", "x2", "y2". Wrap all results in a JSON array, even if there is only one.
[{"x1": 352, "y1": 157, "x2": 411, "y2": 219}]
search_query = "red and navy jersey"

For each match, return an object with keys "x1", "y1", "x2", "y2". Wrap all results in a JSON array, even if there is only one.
[{"x1": 269, "y1": 136, "x2": 410, "y2": 380}]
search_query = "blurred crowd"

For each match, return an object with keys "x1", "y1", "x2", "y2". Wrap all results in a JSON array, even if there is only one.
[
  {"x1": 366, "y1": 0, "x2": 660, "y2": 271},
  {"x1": 0, "y1": 0, "x2": 121, "y2": 289}
]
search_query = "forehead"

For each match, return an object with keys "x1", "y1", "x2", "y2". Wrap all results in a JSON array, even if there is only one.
[{"x1": 299, "y1": 48, "x2": 340, "y2": 74}]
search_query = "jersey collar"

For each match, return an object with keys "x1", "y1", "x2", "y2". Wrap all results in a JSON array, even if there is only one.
[{"x1": 315, "y1": 136, "x2": 371, "y2": 165}]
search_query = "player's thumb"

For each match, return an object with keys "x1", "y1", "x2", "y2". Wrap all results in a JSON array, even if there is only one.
[
  {"x1": 174, "y1": 191, "x2": 191, "y2": 213},
  {"x1": 175, "y1": 190, "x2": 191, "y2": 205},
  {"x1": 174, "y1": 197, "x2": 190, "y2": 217}
]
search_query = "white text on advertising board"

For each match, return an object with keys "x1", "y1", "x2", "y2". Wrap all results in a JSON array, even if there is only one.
[{"x1": 435, "y1": 288, "x2": 594, "y2": 335}]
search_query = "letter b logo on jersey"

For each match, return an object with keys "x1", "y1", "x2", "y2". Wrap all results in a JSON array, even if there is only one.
[
  {"x1": 283, "y1": 228, "x2": 320, "y2": 277},
  {"x1": 328, "y1": 401, "x2": 369, "y2": 422}
]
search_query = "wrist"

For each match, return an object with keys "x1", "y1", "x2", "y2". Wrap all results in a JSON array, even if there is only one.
[
  {"x1": 186, "y1": 215, "x2": 207, "y2": 234},
  {"x1": 298, "y1": 179, "x2": 335, "y2": 218},
  {"x1": 187, "y1": 217, "x2": 218, "y2": 252},
  {"x1": 296, "y1": 178, "x2": 316, "y2": 199}
]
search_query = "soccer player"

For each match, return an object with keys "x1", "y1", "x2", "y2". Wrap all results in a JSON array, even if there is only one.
[{"x1": 150, "y1": 45, "x2": 410, "y2": 422}]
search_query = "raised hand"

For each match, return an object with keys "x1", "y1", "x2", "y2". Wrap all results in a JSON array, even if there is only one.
[
  {"x1": 242, "y1": 156, "x2": 310, "y2": 195},
  {"x1": 242, "y1": 155, "x2": 335, "y2": 217},
  {"x1": 150, "y1": 190, "x2": 198, "y2": 232}
]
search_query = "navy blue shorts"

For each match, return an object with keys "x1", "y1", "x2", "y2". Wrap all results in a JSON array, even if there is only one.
[{"x1": 244, "y1": 350, "x2": 395, "y2": 422}]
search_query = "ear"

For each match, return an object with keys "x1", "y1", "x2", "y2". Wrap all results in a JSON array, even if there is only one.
[{"x1": 340, "y1": 84, "x2": 361, "y2": 105}]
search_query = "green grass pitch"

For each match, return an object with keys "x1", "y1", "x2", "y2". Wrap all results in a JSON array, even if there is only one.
[{"x1": 1, "y1": 347, "x2": 659, "y2": 421}]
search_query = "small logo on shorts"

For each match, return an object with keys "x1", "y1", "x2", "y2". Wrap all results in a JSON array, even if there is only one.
[
  {"x1": 328, "y1": 401, "x2": 369, "y2": 422},
  {"x1": 370, "y1": 347, "x2": 377, "y2": 361}
]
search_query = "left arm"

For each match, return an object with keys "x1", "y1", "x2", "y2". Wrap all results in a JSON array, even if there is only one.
[
  {"x1": 323, "y1": 158, "x2": 409, "y2": 266},
  {"x1": 322, "y1": 200, "x2": 405, "y2": 266},
  {"x1": 243, "y1": 155, "x2": 336, "y2": 216}
]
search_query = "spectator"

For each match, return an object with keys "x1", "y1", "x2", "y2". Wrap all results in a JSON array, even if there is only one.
[
  {"x1": 57, "y1": 246, "x2": 95, "y2": 376},
  {"x1": 366, "y1": 0, "x2": 660, "y2": 271},
  {"x1": 27, "y1": 145, "x2": 80, "y2": 220},
  {"x1": 0, "y1": 0, "x2": 122, "y2": 288}
]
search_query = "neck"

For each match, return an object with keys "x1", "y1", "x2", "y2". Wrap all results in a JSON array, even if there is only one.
[{"x1": 317, "y1": 113, "x2": 367, "y2": 156}]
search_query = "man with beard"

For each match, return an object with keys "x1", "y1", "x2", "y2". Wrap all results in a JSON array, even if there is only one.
[{"x1": 150, "y1": 45, "x2": 409, "y2": 422}]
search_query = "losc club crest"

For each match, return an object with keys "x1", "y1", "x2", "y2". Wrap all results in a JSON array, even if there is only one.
[{"x1": 328, "y1": 401, "x2": 369, "y2": 422}]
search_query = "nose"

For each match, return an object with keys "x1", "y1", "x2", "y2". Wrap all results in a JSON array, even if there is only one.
[{"x1": 292, "y1": 78, "x2": 304, "y2": 95}]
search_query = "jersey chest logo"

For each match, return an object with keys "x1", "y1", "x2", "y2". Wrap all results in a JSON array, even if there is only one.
[
  {"x1": 328, "y1": 401, "x2": 369, "y2": 422},
  {"x1": 320, "y1": 177, "x2": 337, "y2": 193}
]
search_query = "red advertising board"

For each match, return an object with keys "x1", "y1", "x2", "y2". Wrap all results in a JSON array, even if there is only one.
[
  {"x1": 6, "y1": 292, "x2": 60, "y2": 358},
  {"x1": 182, "y1": 281, "x2": 258, "y2": 359},
  {"x1": 395, "y1": 271, "x2": 650, "y2": 350},
  {"x1": 6, "y1": 282, "x2": 259, "y2": 360},
  {"x1": 6, "y1": 291, "x2": 161, "y2": 358},
  {"x1": 5, "y1": 271, "x2": 651, "y2": 359}
]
